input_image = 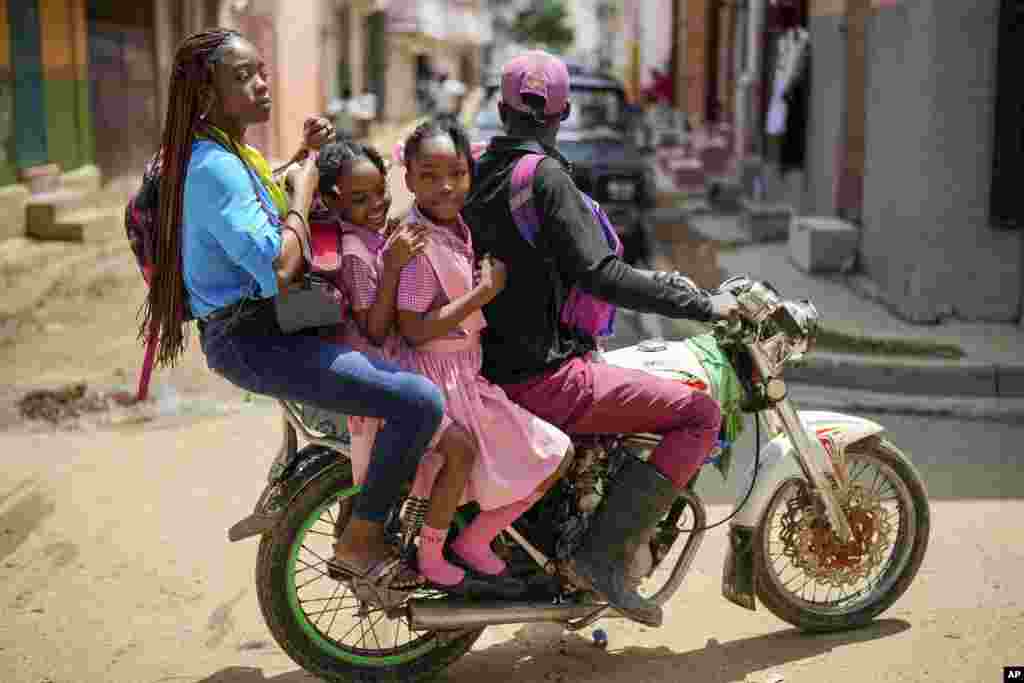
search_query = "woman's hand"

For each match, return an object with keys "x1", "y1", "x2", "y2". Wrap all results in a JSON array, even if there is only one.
[
  {"x1": 478, "y1": 254, "x2": 507, "y2": 299},
  {"x1": 381, "y1": 216, "x2": 404, "y2": 240},
  {"x1": 302, "y1": 116, "x2": 335, "y2": 151},
  {"x1": 382, "y1": 223, "x2": 429, "y2": 272},
  {"x1": 290, "y1": 151, "x2": 320, "y2": 211}
]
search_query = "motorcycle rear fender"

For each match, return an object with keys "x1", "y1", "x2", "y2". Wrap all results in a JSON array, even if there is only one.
[
  {"x1": 721, "y1": 410, "x2": 885, "y2": 610},
  {"x1": 228, "y1": 419, "x2": 352, "y2": 542}
]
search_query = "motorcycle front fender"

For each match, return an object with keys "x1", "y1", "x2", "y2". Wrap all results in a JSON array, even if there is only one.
[{"x1": 721, "y1": 410, "x2": 886, "y2": 610}]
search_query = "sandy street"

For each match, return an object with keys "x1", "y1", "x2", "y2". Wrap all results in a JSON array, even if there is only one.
[
  {"x1": 1, "y1": 123, "x2": 1020, "y2": 683},
  {"x1": 0, "y1": 396, "x2": 1021, "y2": 683}
]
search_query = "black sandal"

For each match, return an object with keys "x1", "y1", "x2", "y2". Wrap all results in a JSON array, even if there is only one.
[{"x1": 429, "y1": 555, "x2": 528, "y2": 600}]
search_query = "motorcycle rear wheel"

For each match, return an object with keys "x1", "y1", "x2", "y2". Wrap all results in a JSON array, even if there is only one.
[
  {"x1": 255, "y1": 456, "x2": 483, "y2": 682},
  {"x1": 753, "y1": 436, "x2": 930, "y2": 632}
]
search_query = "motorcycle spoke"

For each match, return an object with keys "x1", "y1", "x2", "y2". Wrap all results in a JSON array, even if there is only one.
[
  {"x1": 310, "y1": 518, "x2": 335, "y2": 535},
  {"x1": 336, "y1": 614, "x2": 365, "y2": 647},
  {"x1": 300, "y1": 543, "x2": 334, "y2": 570},
  {"x1": 782, "y1": 570, "x2": 807, "y2": 590},
  {"x1": 793, "y1": 575, "x2": 815, "y2": 595},
  {"x1": 324, "y1": 590, "x2": 349, "y2": 638},
  {"x1": 296, "y1": 572, "x2": 331, "y2": 591},
  {"x1": 300, "y1": 594, "x2": 354, "y2": 605},
  {"x1": 769, "y1": 549, "x2": 794, "y2": 575},
  {"x1": 304, "y1": 599, "x2": 360, "y2": 620},
  {"x1": 305, "y1": 528, "x2": 335, "y2": 539},
  {"x1": 868, "y1": 468, "x2": 882, "y2": 496},
  {"x1": 849, "y1": 460, "x2": 871, "y2": 481},
  {"x1": 314, "y1": 581, "x2": 345, "y2": 629},
  {"x1": 295, "y1": 556, "x2": 330, "y2": 578},
  {"x1": 357, "y1": 614, "x2": 369, "y2": 649},
  {"x1": 366, "y1": 612, "x2": 387, "y2": 651}
]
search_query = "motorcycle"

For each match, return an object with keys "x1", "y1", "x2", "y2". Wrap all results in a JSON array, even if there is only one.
[{"x1": 227, "y1": 276, "x2": 931, "y2": 683}]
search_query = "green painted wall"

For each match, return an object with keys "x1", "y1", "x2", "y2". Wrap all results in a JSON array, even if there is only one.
[
  {"x1": 0, "y1": 78, "x2": 14, "y2": 186},
  {"x1": 75, "y1": 75, "x2": 92, "y2": 166},
  {"x1": 42, "y1": 75, "x2": 92, "y2": 171},
  {"x1": 8, "y1": 0, "x2": 48, "y2": 170},
  {"x1": 43, "y1": 78, "x2": 76, "y2": 170}
]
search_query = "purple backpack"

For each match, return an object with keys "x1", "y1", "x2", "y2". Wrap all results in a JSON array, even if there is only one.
[{"x1": 509, "y1": 153, "x2": 623, "y2": 338}]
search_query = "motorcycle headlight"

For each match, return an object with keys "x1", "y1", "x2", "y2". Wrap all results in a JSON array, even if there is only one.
[{"x1": 605, "y1": 178, "x2": 638, "y2": 202}]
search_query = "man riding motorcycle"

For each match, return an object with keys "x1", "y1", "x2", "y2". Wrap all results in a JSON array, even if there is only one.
[{"x1": 464, "y1": 51, "x2": 741, "y2": 627}]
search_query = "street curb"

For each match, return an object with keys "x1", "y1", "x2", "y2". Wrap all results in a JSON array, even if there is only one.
[
  {"x1": 787, "y1": 383, "x2": 1024, "y2": 424},
  {"x1": 644, "y1": 208, "x2": 1021, "y2": 399},
  {"x1": 786, "y1": 352, "x2": 1020, "y2": 398},
  {"x1": 650, "y1": 321, "x2": 1018, "y2": 399}
]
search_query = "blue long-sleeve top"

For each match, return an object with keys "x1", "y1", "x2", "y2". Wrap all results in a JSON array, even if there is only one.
[{"x1": 182, "y1": 140, "x2": 282, "y2": 319}]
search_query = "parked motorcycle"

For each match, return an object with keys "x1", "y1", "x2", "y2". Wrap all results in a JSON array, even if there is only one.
[{"x1": 227, "y1": 276, "x2": 930, "y2": 683}]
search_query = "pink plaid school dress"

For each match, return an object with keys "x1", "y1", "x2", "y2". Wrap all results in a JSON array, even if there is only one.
[
  {"x1": 396, "y1": 205, "x2": 571, "y2": 510},
  {"x1": 313, "y1": 217, "x2": 446, "y2": 486}
]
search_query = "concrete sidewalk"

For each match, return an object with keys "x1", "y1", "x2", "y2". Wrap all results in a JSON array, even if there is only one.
[{"x1": 646, "y1": 210, "x2": 1024, "y2": 403}]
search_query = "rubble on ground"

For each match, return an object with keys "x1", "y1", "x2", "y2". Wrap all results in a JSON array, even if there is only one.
[{"x1": 16, "y1": 383, "x2": 146, "y2": 427}]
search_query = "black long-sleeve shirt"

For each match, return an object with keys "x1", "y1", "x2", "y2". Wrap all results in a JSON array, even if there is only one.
[{"x1": 464, "y1": 136, "x2": 712, "y2": 385}]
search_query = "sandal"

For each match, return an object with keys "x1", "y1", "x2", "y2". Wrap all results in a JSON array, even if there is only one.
[{"x1": 328, "y1": 547, "x2": 424, "y2": 607}]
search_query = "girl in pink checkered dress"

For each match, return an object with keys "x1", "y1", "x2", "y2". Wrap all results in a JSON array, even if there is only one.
[
  {"x1": 312, "y1": 140, "x2": 524, "y2": 594},
  {"x1": 394, "y1": 119, "x2": 573, "y2": 583}
]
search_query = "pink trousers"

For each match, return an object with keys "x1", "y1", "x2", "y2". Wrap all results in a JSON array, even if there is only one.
[{"x1": 502, "y1": 357, "x2": 722, "y2": 490}]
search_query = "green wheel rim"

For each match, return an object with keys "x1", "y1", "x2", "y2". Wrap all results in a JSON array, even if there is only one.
[{"x1": 284, "y1": 483, "x2": 440, "y2": 667}]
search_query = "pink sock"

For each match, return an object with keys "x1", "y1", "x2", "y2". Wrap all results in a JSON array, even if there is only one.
[
  {"x1": 451, "y1": 492, "x2": 541, "y2": 575},
  {"x1": 417, "y1": 526, "x2": 465, "y2": 586}
]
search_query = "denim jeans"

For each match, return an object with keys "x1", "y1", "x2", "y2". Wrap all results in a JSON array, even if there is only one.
[{"x1": 200, "y1": 315, "x2": 444, "y2": 523}]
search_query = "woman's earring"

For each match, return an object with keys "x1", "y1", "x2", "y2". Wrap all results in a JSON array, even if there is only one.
[{"x1": 200, "y1": 89, "x2": 215, "y2": 120}]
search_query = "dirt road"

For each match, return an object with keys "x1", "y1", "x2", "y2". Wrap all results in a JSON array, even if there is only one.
[
  {"x1": 1, "y1": 121, "x2": 1021, "y2": 682},
  {"x1": 1, "y1": 399, "x2": 1021, "y2": 683}
]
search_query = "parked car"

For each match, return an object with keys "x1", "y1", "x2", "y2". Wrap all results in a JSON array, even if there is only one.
[{"x1": 471, "y1": 63, "x2": 655, "y2": 266}]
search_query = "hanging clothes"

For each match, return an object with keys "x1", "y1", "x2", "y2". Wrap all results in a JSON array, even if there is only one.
[{"x1": 766, "y1": 27, "x2": 811, "y2": 171}]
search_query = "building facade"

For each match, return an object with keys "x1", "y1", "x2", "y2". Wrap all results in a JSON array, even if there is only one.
[
  {"x1": 330, "y1": 0, "x2": 488, "y2": 124},
  {"x1": 1, "y1": 0, "x2": 94, "y2": 188},
  {"x1": 771, "y1": 0, "x2": 1023, "y2": 323}
]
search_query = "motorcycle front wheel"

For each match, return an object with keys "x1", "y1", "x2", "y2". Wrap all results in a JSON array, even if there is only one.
[
  {"x1": 254, "y1": 455, "x2": 483, "y2": 682},
  {"x1": 752, "y1": 436, "x2": 930, "y2": 632}
]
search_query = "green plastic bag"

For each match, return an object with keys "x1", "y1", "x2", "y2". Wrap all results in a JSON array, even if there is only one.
[{"x1": 683, "y1": 333, "x2": 746, "y2": 480}]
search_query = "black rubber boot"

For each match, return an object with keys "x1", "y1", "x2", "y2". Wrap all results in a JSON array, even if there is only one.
[{"x1": 568, "y1": 457, "x2": 679, "y2": 627}]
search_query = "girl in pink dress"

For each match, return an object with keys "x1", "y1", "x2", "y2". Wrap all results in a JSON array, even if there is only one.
[
  {"x1": 394, "y1": 119, "x2": 573, "y2": 580},
  {"x1": 311, "y1": 140, "x2": 521, "y2": 595}
]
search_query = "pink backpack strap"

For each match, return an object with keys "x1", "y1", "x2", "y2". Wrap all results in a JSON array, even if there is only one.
[
  {"x1": 308, "y1": 220, "x2": 342, "y2": 273},
  {"x1": 509, "y1": 153, "x2": 546, "y2": 245}
]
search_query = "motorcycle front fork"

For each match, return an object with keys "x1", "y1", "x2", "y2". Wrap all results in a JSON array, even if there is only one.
[
  {"x1": 746, "y1": 344, "x2": 853, "y2": 543},
  {"x1": 770, "y1": 399, "x2": 852, "y2": 542}
]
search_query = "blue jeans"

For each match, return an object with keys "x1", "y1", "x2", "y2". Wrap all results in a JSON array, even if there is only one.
[{"x1": 200, "y1": 316, "x2": 444, "y2": 523}]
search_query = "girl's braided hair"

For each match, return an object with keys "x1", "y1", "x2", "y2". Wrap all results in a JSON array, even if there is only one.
[{"x1": 141, "y1": 28, "x2": 242, "y2": 367}]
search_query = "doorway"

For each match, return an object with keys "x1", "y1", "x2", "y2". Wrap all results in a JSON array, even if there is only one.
[
  {"x1": 364, "y1": 10, "x2": 386, "y2": 119},
  {"x1": 87, "y1": 0, "x2": 158, "y2": 180}
]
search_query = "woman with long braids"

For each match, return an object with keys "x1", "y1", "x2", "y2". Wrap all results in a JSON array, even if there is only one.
[{"x1": 144, "y1": 28, "x2": 444, "y2": 584}]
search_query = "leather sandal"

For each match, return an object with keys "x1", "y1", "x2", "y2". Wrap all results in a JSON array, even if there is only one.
[{"x1": 328, "y1": 546, "x2": 424, "y2": 606}]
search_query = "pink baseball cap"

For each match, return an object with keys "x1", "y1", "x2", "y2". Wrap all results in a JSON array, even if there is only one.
[{"x1": 500, "y1": 50, "x2": 570, "y2": 119}]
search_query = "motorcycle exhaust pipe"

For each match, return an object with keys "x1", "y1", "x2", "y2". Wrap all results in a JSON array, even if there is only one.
[{"x1": 407, "y1": 599, "x2": 618, "y2": 631}]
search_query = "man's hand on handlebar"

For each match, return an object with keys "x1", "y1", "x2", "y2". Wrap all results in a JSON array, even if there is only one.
[{"x1": 708, "y1": 291, "x2": 741, "y2": 321}]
